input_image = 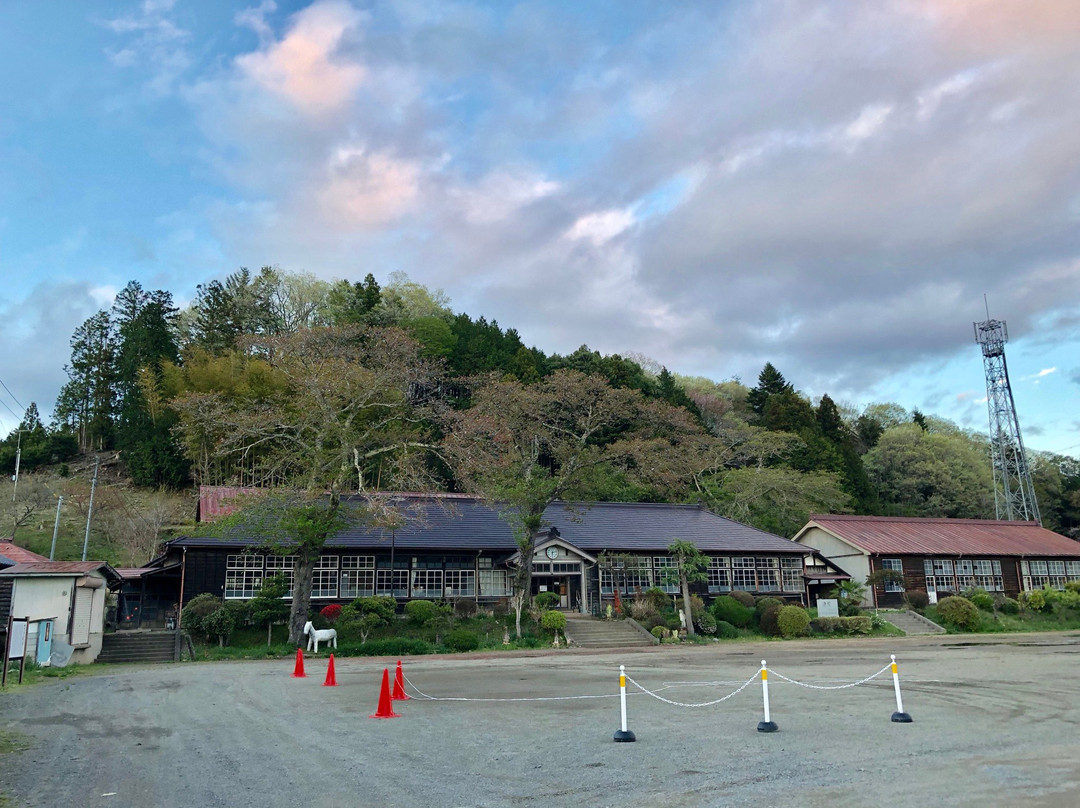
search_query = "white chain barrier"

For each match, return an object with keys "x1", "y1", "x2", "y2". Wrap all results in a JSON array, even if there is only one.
[
  {"x1": 625, "y1": 671, "x2": 760, "y2": 708},
  {"x1": 765, "y1": 663, "x2": 892, "y2": 690}
]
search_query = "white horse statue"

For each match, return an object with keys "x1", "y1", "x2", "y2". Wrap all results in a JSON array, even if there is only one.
[{"x1": 303, "y1": 621, "x2": 338, "y2": 653}]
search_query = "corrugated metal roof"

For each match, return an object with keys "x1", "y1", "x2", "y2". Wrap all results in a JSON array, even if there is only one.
[
  {"x1": 173, "y1": 496, "x2": 807, "y2": 555},
  {"x1": 0, "y1": 540, "x2": 49, "y2": 565},
  {"x1": 0, "y1": 561, "x2": 123, "y2": 584},
  {"x1": 803, "y1": 514, "x2": 1080, "y2": 557}
]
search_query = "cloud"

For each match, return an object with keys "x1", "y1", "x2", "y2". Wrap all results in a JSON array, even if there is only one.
[
  {"x1": 1021, "y1": 367, "x2": 1057, "y2": 381},
  {"x1": 102, "y1": 0, "x2": 190, "y2": 94}
]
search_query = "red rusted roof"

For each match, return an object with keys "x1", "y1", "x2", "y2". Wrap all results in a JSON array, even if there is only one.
[
  {"x1": 803, "y1": 514, "x2": 1080, "y2": 557},
  {"x1": 0, "y1": 540, "x2": 49, "y2": 565},
  {"x1": 0, "y1": 561, "x2": 122, "y2": 585}
]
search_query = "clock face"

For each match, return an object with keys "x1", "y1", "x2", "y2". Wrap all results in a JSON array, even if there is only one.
[{"x1": 545, "y1": 546, "x2": 559, "y2": 560}]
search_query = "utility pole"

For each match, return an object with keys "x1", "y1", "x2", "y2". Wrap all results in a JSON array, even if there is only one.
[
  {"x1": 82, "y1": 457, "x2": 100, "y2": 562},
  {"x1": 11, "y1": 429, "x2": 21, "y2": 502},
  {"x1": 49, "y1": 496, "x2": 64, "y2": 561}
]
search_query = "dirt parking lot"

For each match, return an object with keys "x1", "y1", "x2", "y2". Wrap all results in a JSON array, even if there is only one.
[{"x1": 3, "y1": 633, "x2": 1080, "y2": 808}]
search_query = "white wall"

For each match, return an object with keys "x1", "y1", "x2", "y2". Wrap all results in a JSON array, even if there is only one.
[{"x1": 796, "y1": 527, "x2": 873, "y2": 606}]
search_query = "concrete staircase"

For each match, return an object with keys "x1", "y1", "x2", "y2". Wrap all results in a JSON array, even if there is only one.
[
  {"x1": 881, "y1": 610, "x2": 946, "y2": 636},
  {"x1": 563, "y1": 614, "x2": 656, "y2": 649},
  {"x1": 97, "y1": 631, "x2": 179, "y2": 664}
]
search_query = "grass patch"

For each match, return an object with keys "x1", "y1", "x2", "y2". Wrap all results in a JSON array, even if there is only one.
[
  {"x1": 925, "y1": 605, "x2": 1080, "y2": 634},
  {"x1": 0, "y1": 729, "x2": 31, "y2": 755}
]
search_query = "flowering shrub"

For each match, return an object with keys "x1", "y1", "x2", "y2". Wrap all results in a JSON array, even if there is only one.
[{"x1": 320, "y1": 604, "x2": 343, "y2": 623}]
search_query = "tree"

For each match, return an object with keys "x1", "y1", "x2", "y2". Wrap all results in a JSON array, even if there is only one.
[
  {"x1": 746, "y1": 363, "x2": 793, "y2": 418},
  {"x1": 442, "y1": 369, "x2": 703, "y2": 637},
  {"x1": 54, "y1": 310, "x2": 118, "y2": 451},
  {"x1": 249, "y1": 573, "x2": 291, "y2": 646},
  {"x1": 704, "y1": 466, "x2": 851, "y2": 537},
  {"x1": 173, "y1": 326, "x2": 440, "y2": 644},
  {"x1": 662, "y1": 540, "x2": 708, "y2": 636}
]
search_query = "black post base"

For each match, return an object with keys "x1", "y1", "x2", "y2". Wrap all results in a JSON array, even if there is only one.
[
  {"x1": 613, "y1": 729, "x2": 637, "y2": 742},
  {"x1": 757, "y1": 721, "x2": 779, "y2": 733},
  {"x1": 891, "y1": 712, "x2": 913, "y2": 723}
]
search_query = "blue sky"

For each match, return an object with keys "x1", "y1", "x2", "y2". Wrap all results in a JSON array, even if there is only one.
[{"x1": 0, "y1": 0, "x2": 1077, "y2": 456}]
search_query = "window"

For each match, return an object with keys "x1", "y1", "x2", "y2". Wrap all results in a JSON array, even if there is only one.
[
  {"x1": 264, "y1": 556, "x2": 296, "y2": 598},
  {"x1": 1067, "y1": 561, "x2": 1080, "y2": 580},
  {"x1": 708, "y1": 557, "x2": 731, "y2": 594},
  {"x1": 781, "y1": 557, "x2": 804, "y2": 593},
  {"x1": 411, "y1": 569, "x2": 444, "y2": 599},
  {"x1": 376, "y1": 559, "x2": 408, "y2": 597},
  {"x1": 653, "y1": 557, "x2": 678, "y2": 594},
  {"x1": 973, "y1": 560, "x2": 1003, "y2": 592},
  {"x1": 622, "y1": 559, "x2": 653, "y2": 593},
  {"x1": 756, "y1": 557, "x2": 780, "y2": 591},
  {"x1": 340, "y1": 556, "x2": 375, "y2": 598},
  {"x1": 732, "y1": 557, "x2": 756, "y2": 591},
  {"x1": 444, "y1": 569, "x2": 475, "y2": 598},
  {"x1": 552, "y1": 562, "x2": 581, "y2": 574},
  {"x1": 880, "y1": 559, "x2": 904, "y2": 593},
  {"x1": 479, "y1": 567, "x2": 510, "y2": 597},
  {"x1": 311, "y1": 555, "x2": 339, "y2": 599},
  {"x1": 925, "y1": 558, "x2": 955, "y2": 594},
  {"x1": 225, "y1": 554, "x2": 263, "y2": 599}
]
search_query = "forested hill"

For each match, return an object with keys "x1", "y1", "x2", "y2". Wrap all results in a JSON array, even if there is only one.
[{"x1": 3, "y1": 267, "x2": 1078, "y2": 541}]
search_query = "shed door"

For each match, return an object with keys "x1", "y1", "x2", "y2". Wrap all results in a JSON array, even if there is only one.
[{"x1": 71, "y1": 587, "x2": 94, "y2": 645}]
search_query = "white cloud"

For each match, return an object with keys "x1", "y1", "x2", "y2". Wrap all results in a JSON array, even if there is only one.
[{"x1": 564, "y1": 209, "x2": 635, "y2": 247}]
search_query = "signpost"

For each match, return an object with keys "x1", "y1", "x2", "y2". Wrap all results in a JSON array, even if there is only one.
[{"x1": 2, "y1": 615, "x2": 29, "y2": 687}]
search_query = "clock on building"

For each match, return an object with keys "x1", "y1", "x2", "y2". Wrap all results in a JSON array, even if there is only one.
[{"x1": 545, "y1": 546, "x2": 559, "y2": 560}]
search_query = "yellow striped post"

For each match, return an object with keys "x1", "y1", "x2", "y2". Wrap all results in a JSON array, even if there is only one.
[
  {"x1": 757, "y1": 660, "x2": 778, "y2": 732},
  {"x1": 890, "y1": 654, "x2": 913, "y2": 723},
  {"x1": 614, "y1": 664, "x2": 636, "y2": 742}
]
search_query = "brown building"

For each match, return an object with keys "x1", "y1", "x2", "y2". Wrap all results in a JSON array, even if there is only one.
[{"x1": 793, "y1": 515, "x2": 1080, "y2": 607}]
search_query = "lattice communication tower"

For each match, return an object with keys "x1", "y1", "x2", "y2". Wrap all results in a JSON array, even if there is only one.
[{"x1": 973, "y1": 315, "x2": 1040, "y2": 523}]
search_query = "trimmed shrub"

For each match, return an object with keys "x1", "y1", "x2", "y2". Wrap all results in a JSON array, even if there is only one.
[
  {"x1": 643, "y1": 587, "x2": 672, "y2": 612},
  {"x1": 453, "y1": 598, "x2": 478, "y2": 618},
  {"x1": 445, "y1": 629, "x2": 480, "y2": 652},
  {"x1": 309, "y1": 612, "x2": 331, "y2": 630},
  {"x1": 695, "y1": 611, "x2": 717, "y2": 635},
  {"x1": 777, "y1": 605, "x2": 810, "y2": 638},
  {"x1": 902, "y1": 590, "x2": 930, "y2": 613},
  {"x1": 181, "y1": 593, "x2": 223, "y2": 639},
  {"x1": 841, "y1": 616, "x2": 872, "y2": 635},
  {"x1": 753, "y1": 597, "x2": 784, "y2": 626},
  {"x1": 996, "y1": 596, "x2": 1020, "y2": 615},
  {"x1": 759, "y1": 604, "x2": 783, "y2": 637},
  {"x1": 729, "y1": 590, "x2": 756, "y2": 608},
  {"x1": 320, "y1": 604, "x2": 343, "y2": 623},
  {"x1": 404, "y1": 599, "x2": 440, "y2": 624},
  {"x1": 356, "y1": 638, "x2": 434, "y2": 656},
  {"x1": 651, "y1": 625, "x2": 666, "y2": 639},
  {"x1": 711, "y1": 596, "x2": 753, "y2": 628},
  {"x1": 351, "y1": 596, "x2": 397, "y2": 622},
  {"x1": 810, "y1": 616, "x2": 841, "y2": 634},
  {"x1": 937, "y1": 596, "x2": 981, "y2": 630},
  {"x1": 535, "y1": 591, "x2": 561, "y2": 610},
  {"x1": 203, "y1": 601, "x2": 246, "y2": 647},
  {"x1": 965, "y1": 589, "x2": 994, "y2": 612},
  {"x1": 715, "y1": 620, "x2": 738, "y2": 639},
  {"x1": 1019, "y1": 589, "x2": 1047, "y2": 613},
  {"x1": 540, "y1": 610, "x2": 567, "y2": 633}
]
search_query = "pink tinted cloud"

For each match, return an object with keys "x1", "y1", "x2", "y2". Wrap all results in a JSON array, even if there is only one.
[
  {"x1": 236, "y1": 0, "x2": 366, "y2": 116},
  {"x1": 315, "y1": 147, "x2": 421, "y2": 228}
]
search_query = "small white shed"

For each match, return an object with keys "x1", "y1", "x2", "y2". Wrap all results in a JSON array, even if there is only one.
[{"x1": 0, "y1": 562, "x2": 122, "y2": 665}]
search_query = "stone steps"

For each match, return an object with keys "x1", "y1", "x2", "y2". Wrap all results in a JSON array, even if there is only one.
[
  {"x1": 98, "y1": 632, "x2": 178, "y2": 664},
  {"x1": 563, "y1": 616, "x2": 655, "y2": 648},
  {"x1": 880, "y1": 610, "x2": 946, "y2": 635}
]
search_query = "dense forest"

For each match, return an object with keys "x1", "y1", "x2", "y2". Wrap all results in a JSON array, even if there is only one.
[{"x1": 3, "y1": 266, "x2": 1078, "y2": 547}]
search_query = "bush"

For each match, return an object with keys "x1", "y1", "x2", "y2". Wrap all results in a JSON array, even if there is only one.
[
  {"x1": 964, "y1": 589, "x2": 994, "y2": 612},
  {"x1": 842, "y1": 616, "x2": 872, "y2": 635},
  {"x1": 355, "y1": 638, "x2": 434, "y2": 656},
  {"x1": 754, "y1": 597, "x2": 784, "y2": 626},
  {"x1": 902, "y1": 590, "x2": 930, "y2": 613},
  {"x1": 715, "y1": 620, "x2": 738, "y2": 639},
  {"x1": 444, "y1": 629, "x2": 480, "y2": 652},
  {"x1": 651, "y1": 625, "x2": 666, "y2": 639},
  {"x1": 453, "y1": 599, "x2": 477, "y2": 618},
  {"x1": 1019, "y1": 589, "x2": 1047, "y2": 613},
  {"x1": 540, "y1": 610, "x2": 567, "y2": 633},
  {"x1": 995, "y1": 595, "x2": 1020, "y2": 614},
  {"x1": 351, "y1": 596, "x2": 397, "y2": 623},
  {"x1": 810, "y1": 616, "x2": 841, "y2": 634},
  {"x1": 777, "y1": 605, "x2": 810, "y2": 638},
  {"x1": 320, "y1": 604, "x2": 343, "y2": 623},
  {"x1": 759, "y1": 604, "x2": 783, "y2": 637},
  {"x1": 711, "y1": 596, "x2": 753, "y2": 628},
  {"x1": 628, "y1": 599, "x2": 658, "y2": 622},
  {"x1": 309, "y1": 612, "x2": 331, "y2": 631},
  {"x1": 729, "y1": 590, "x2": 756, "y2": 608},
  {"x1": 1066, "y1": 580, "x2": 1080, "y2": 595},
  {"x1": 643, "y1": 587, "x2": 672, "y2": 612},
  {"x1": 534, "y1": 591, "x2": 561, "y2": 610},
  {"x1": 695, "y1": 611, "x2": 717, "y2": 635},
  {"x1": 937, "y1": 596, "x2": 981, "y2": 630},
  {"x1": 181, "y1": 593, "x2": 223, "y2": 639},
  {"x1": 404, "y1": 600, "x2": 440, "y2": 624},
  {"x1": 203, "y1": 601, "x2": 247, "y2": 647}
]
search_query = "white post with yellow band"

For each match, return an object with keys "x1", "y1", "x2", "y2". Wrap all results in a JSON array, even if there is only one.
[
  {"x1": 614, "y1": 664, "x2": 636, "y2": 742},
  {"x1": 757, "y1": 660, "x2": 778, "y2": 732},
  {"x1": 890, "y1": 654, "x2": 913, "y2": 723}
]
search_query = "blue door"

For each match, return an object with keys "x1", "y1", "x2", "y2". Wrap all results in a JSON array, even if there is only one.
[{"x1": 36, "y1": 619, "x2": 54, "y2": 666}]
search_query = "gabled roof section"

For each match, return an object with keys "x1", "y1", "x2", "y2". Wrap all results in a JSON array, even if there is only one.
[
  {"x1": 172, "y1": 495, "x2": 807, "y2": 555},
  {"x1": 798, "y1": 514, "x2": 1080, "y2": 558},
  {"x1": 0, "y1": 539, "x2": 49, "y2": 565},
  {"x1": 0, "y1": 561, "x2": 123, "y2": 586}
]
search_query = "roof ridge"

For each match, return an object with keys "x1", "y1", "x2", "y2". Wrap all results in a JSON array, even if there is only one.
[{"x1": 809, "y1": 513, "x2": 1040, "y2": 527}]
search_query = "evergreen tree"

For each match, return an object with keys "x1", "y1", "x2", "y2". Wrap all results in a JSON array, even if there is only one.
[
  {"x1": 54, "y1": 310, "x2": 118, "y2": 450},
  {"x1": 746, "y1": 363, "x2": 793, "y2": 417}
]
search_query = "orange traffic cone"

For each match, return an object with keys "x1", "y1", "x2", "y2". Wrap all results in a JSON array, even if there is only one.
[
  {"x1": 369, "y1": 668, "x2": 401, "y2": 719},
  {"x1": 391, "y1": 659, "x2": 410, "y2": 701},
  {"x1": 323, "y1": 654, "x2": 338, "y2": 687},
  {"x1": 291, "y1": 647, "x2": 306, "y2": 678}
]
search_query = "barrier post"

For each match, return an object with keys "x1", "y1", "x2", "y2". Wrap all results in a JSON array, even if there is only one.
[
  {"x1": 757, "y1": 660, "x2": 778, "y2": 732},
  {"x1": 890, "y1": 654, "x2": 913, "y2": 723},
  {"x1": 613, "y1": 664, "x2": 636, "y2": 742}
]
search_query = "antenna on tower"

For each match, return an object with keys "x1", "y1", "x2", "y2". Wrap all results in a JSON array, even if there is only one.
[{"x1": 973, "y1": 301, "x2": 1040, "y2": 523}]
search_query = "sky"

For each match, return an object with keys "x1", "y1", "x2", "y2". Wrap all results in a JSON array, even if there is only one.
[{"x1": 0, "y1": 0, "x2": 1078, "y2": 455}]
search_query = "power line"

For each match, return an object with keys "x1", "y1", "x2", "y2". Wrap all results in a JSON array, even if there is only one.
[
  {"x1": 0, "y1": 396, "x2": 18, "y2": 421},
  {"x1": 0, "y1": 374, "x2": 24, "y2": 414}
]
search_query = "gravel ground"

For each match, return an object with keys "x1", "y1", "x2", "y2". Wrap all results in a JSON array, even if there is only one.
[{"x1": 3, "y1": 633, "x2": 1080, "y2": 808}]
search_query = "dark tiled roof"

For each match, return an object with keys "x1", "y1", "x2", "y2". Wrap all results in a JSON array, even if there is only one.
[
  {"x1": 800, "y1": 514, "x2": 1080, "y2": 557},
  {"x1": 172, "y1": 496, "x2": 806, "y2": 555}
]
